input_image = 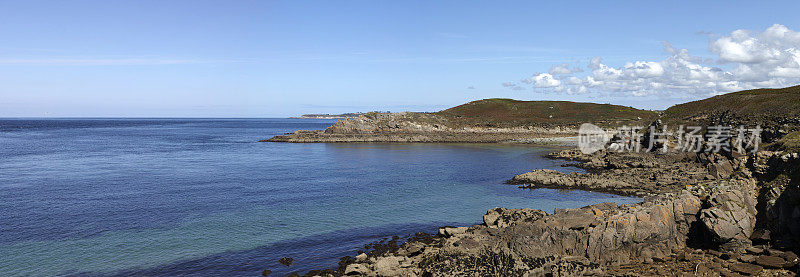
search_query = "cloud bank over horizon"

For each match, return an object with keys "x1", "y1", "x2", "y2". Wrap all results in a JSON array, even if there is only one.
[{"x1": 505, "y1": 24, "x2": 800, "y2": 97}]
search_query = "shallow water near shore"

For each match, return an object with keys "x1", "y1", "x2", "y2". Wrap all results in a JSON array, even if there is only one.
[{"x1": 0, "y1": 118, "x2": 640, "y2": 276}]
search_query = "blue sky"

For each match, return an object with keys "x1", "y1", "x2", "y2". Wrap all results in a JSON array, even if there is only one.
[{"x1": 1, "y1": 0, "x2": 799, "y2": 117}]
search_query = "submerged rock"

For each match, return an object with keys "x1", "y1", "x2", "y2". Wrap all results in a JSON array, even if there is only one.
[{"x1": 279, "y1": 257, "x2": 293, "y2": 267}]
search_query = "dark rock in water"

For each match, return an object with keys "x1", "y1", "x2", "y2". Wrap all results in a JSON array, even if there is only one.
[
  {"x1": 260, "y1": 269, "x2": 271, "y2": 276},
  {"x1": 728, "y1": 262, "x2": 763, "y2": 275},
  {"x1": 279, "y1": 257, "x2": 293, "y2": 267}
]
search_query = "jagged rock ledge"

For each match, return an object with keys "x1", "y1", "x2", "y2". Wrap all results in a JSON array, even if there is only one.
[{"x1": 509, "y1": 150, "x2": 733, "y2": 197}]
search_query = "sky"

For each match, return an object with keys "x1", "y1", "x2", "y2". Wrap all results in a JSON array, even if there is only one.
[{"x1": 1, "y1": 0, "x2": 799, "y2": 117}]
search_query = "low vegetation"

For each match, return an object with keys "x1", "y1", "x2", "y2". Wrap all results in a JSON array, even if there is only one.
[
  {"x1": 661, "y1": 85, "x2": 800, "y2": 143},
  {"x1": 662, "y1": 85, "x2": 800, "y2": 126},
  {"x1": 435, "y1": 98, "x2": 657, "y2": 128}
]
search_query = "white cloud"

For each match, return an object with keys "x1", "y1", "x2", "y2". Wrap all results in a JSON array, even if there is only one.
[
  {"x1": 506, "y1": 24, "x2": 800, "y2": 96},
  {"x1": 527, "y1": 73, "x2": 562, "y2": 88},
  {"x1": 548, "y1": 63, "x2": 582, "y2": 75},
  {"x1": 502, "y1": 81, "x2": 525, "y2": 90},
  {"x1": 623, "y1": 61, "x2": 664, "y2": 78}
]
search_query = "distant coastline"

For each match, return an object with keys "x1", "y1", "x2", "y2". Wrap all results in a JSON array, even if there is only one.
[{"x1": 290, "y1": 112, "x2": 368, "y2": 119}]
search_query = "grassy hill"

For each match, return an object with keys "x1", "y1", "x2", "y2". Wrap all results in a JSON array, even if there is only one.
[
  {"x1": 662, "y1": 85, "x2": 800, "y2": 145},
  {"x1": 662, "y1": 85, "x2": 800, "y2": 126},
  {"x1": 435, "y1": 98, "x2": 657, "y2": 128}
]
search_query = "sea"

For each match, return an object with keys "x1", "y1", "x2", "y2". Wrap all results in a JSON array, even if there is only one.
[{"x1": 0, "y1": 118, "x2": 640, "y2": 276}]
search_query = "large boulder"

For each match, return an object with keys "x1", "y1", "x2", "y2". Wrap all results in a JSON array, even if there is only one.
[
  {"x1": 511, "y1": 169, "x2": 637, "y2": 195},
  {"x1": 699, "y1": 178, "x2": 758, "y2": 250},
  {"x1": 506, "y1": 191, "x2": 701, "y2": 265},
  {"x1": 339, "y1": 189, "x2": 707, "y2": 276}
]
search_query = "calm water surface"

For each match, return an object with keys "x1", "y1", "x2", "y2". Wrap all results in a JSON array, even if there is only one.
[{"x1": 0, "y1": 118, "x2": 639, "y2": 276}]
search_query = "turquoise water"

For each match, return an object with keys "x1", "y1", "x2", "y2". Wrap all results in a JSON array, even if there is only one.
[{"x1": 0, "y1": 119, "x2": 640, "y2": 276}]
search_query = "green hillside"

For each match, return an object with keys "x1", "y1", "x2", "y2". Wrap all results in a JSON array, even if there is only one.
[
  {"x1": 662, "y1": 85, "x2": 800, "y2": 145},
  {"x1": 662, "y1": 85, "x2": 800, "y2": 126},
  {"x1": 435, "y1": 98, "x2": 657, "y2": 128}
]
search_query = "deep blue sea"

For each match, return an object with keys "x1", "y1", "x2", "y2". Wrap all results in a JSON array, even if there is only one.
[{"x1": 0, "y1": 118, "x2": 640, "y2": 276}]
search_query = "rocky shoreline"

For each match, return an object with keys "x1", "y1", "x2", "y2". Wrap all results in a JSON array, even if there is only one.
[
  {"x1": 269, "y1": 149, "x2": 799, "y2": 276},
  {"x1": 265, "y1": 112, "x2": 579, "y2": 143},
  {"x1": 263, "y1": 87, "x2": 800, "y2": 276}
]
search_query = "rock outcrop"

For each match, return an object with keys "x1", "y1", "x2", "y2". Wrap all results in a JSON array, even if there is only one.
[
  {"x1": 318, "y1": 184, "x2": 773, "y2": 276},
  {"x1": 511, "y1": 150, "x2": 710, "y2": 196},
  {"x1": 266, "y1": 112, "x2": 578, "y2": 143},
  {"x1": 512, "y1": 169, "x2": 642, "y2": 196},
  {"x1": 699, "y1": 178, "x2": 758, "y2": 251}
]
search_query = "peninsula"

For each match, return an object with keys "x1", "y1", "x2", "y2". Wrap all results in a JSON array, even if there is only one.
[
  {"x1": 290, "y1": 112, "x2": 367, "y2": 119},
  {"x1": 266, "y1": 99, "x2": 656, "y2": 143}
]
